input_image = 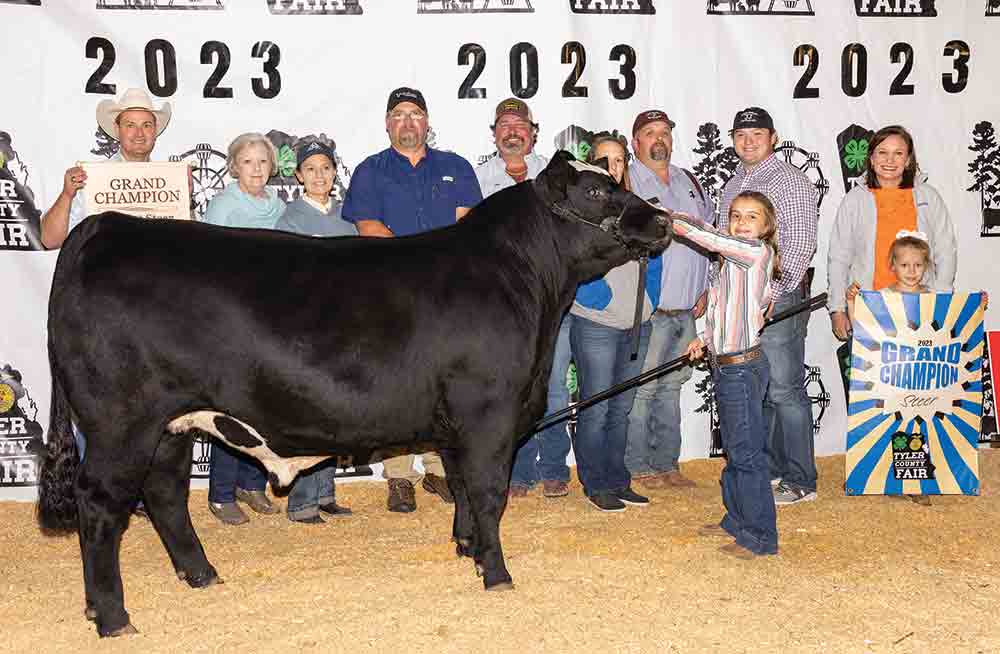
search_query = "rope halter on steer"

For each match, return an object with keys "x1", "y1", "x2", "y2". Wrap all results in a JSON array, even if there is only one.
[{"x1": 547, "y1": 159, "x2": 671, "y2": 359}]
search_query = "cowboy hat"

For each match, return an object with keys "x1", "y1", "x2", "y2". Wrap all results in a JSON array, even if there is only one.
[{"x1": 96, "y1": 88, "x2": 172, "y2": 139}]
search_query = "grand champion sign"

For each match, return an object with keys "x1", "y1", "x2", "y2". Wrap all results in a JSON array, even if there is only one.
[
  {"x1": 80, "y1": 161, "x2": 191, "y2": 221},
  {"x1": 846, "y1": 291, "x2": 984, "y2": 495}
]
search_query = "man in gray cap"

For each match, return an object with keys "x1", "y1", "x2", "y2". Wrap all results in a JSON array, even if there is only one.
[
  {"x1": 476, "y1": 97, "x2": 548, "y2": 197},
  {"x1": 625, "y1": 109, "x2": 712, "y2": 490}
]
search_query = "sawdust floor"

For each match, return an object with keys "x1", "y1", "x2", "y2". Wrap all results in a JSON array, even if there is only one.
[{"x1": 2, "y1": 452, "x2": 999, "y2": 654}]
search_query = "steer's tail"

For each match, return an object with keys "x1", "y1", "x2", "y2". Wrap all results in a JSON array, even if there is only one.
[{"x1": 35, "y1": 364, "x2": 80, "y2": 534}]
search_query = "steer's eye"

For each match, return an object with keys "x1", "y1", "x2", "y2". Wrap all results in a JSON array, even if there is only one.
[{"x1": 587, "y1": 186, "x2": 604, "y2": 200}]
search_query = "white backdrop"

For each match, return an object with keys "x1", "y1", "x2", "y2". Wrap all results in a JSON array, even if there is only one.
[{"x1": 2, "y1": 0, "x2": 997, "y2": 498}]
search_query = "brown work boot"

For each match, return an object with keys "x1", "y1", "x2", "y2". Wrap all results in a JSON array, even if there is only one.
[
  {"x1": 696, "y1": 523, "x2": 730, "y2": 538},
  {"x1": 421, "y1": 473, "x2": 455, "y2": 504},
  {"x1": 387, "y1": 479, "x2": 416, "y2": 513},
  {"x1": 660, "y1": 470, "x2": 697, "y2": 488},
  {"x1": 508, "y1": 484, "x2": 530, "y2": 499},
  {"x1": 208, "y1": 501, "x2": 249, "y2": 526},
  {"x1": 719, "y1": 542, "x2": 757, "y2": 560},
  {"x1": 542, "y1": 480, "x2": 569, "y2": 497},
  {"x1": 235, "y1": 488, "x2": 279, "y2": 515},
  {"x1": 634, "y1": 474, "x2": 666, "y2": 490}
]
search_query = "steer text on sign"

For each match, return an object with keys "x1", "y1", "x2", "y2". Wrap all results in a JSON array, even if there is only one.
[{"x1": 80, "y1": 161, "x2": 191, "y2": 221}]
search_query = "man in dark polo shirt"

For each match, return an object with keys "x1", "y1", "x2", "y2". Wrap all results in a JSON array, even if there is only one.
[{"x1": 342, "y1": 86, "x2": 482, "y2": 512}]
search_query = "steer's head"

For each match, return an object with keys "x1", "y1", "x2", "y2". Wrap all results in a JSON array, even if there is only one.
[{"x1": 535, "y1": 150, "x2": 672, "y2": 259}]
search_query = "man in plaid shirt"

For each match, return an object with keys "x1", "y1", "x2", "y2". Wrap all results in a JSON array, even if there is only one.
[{"x1": 717, "y1": 107, "x2": 819, "y2": 505}]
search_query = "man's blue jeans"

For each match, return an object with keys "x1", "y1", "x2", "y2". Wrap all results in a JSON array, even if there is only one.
[
  {"x1": 570, "y1": 316, "x2": 650, "y2": 496},
  {"x1": 511, "y1": 316, "x2": 572, "y2": 487},
  {"x1": 208, "y1": 441, "x2": 268, "y2": 504},
  {"x1": 625, "y1": 310, "x2": 695, "y2": 477},
  {"x1": 287, "y1": 460, "x2": 337, "y2": 519},
  {"x1": 714, "y1": 352, "x2": 778, "y2": 555},
  {"x1": 760, "y1": 292, "x2": 817, "y2": 492}
]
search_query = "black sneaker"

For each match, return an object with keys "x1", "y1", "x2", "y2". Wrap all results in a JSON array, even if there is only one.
[
  {"x1": 588, "y1": 492, "x2": 626, "y2": 512},
  {"x1": 613, "y1": 487, "x2": 649, "y2": 506}
]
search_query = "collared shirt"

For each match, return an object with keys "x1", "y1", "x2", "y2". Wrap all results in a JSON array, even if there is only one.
[
  {"x1": 671, "y1": 213, "x2": 774, "y2": 356},
  {"x1": 628, "y1": 160, "x2": 712, "y2": 311},
  {"x1": 302, "y1": 194, "x2": 332, "y2": 215},
  {"x1": 342, "y1": 146, "x2": 483, "y2": 236},
  {"x1": 717, "y1": 153, "x2": 818, "y2": 298},
  {"x1": 475, "y1": 151, "x2": 549, "y2": 198},
  {"x1": 68, "y1": 151, "x2": 125, "y2": 233}
]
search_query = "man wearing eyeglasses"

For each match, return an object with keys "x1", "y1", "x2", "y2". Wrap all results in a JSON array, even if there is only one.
[{"x1": 343, "y1": 86, "x2": 482, "y2": 513}]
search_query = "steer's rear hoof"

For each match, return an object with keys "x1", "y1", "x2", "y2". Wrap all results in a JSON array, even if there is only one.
[
  {"x1": 108, "y1": 623, "x2": 139, "y2": 637},
  {"x1": 84, "y1": 606, "x2": 97, "y2": 622},
  {"x1": 485, "y1": 581, "x2": 514, "y2": 592}
]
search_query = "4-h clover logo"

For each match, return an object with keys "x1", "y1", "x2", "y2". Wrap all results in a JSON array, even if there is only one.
[
  {"x1": 843, "y1": 139, "x2": 868, "y2": 172},
  {"x1": 893, "y1": 434, "x2": 909, "y2": 450},
  {"x1": 276, "y1": 145, "x2": 297, "y2": 178}
]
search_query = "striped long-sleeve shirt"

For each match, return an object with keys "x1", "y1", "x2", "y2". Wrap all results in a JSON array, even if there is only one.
[
  {"x1": 671, "y1": 213, "x2": 774, "y2": 356},
  {"x1": 717, "y1": 153, "x2": 818, "y2": 298}
]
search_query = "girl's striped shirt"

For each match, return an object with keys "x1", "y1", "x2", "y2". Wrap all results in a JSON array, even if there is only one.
[{"x1": 670, "y1": 213, "x2": 774, "y2": 356}]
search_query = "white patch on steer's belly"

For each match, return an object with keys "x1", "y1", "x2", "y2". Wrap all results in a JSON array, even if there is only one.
[{"x1": 166, "y1": 410, "x2": 330, "y2": 487}]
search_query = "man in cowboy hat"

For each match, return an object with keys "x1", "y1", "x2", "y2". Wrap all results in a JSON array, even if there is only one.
[{"x1": 40, "y1": 88, "x2": 172, "y2": 249}]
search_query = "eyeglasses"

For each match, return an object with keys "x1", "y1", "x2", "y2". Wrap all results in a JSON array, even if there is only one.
[{"x1": 389, "y1": 111, "x2": 427, "y2": 122}]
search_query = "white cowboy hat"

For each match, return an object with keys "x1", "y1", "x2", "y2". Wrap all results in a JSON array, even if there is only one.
[{"x1": 95, "y1": 88, "x2": 172, "y2": 139}]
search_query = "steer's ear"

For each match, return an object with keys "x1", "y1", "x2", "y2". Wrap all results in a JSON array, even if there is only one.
[{"x1": 535, "y1": 150, "x2": 578, "y2": 204}]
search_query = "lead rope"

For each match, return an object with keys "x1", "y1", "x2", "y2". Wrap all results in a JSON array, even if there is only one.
[{"x1": 630, "y1": 255, "x2": 648, "y2": 360}]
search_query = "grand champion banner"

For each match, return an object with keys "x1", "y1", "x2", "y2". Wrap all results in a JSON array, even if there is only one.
[
  {"x1": 846, "y1": 291, "x2": 984, "y2": 496},
  {"x1": 81, "y1": 161, "x2": 191, "y2": 220}
]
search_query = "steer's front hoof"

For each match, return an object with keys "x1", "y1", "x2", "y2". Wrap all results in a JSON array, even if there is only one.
[
  {"x1": 98, "y1": 621, "x2": 139, "y2": 638},
  {"x1": 84, "y1": 606, "x2": 97, "y2": 622},
  {"x1": 179, "y1": 567, "x2": 223, "y2": 589}
]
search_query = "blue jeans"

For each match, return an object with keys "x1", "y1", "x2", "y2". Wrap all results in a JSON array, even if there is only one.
[
  {"x1": 511, "y1": 316, "x2": 573, "y2": 487},
  {"x1": 208, "y1": 441, "x2": 268, "y2": 504},
  {"x1": 714, "y1": 352, "x2": 777, "y2": 555},
  {"x1": 570, "y1": 316, "x2": 650, "y2": 495},
  {"x1": 626, "y1": 310, "x2": 695, "y2": 477},
  {"x1": 761, "y1": 292, "x2": 817, "y2": 492},
  {"x1": 287, "y1": 460, "x2": 337, "y2": 518}
]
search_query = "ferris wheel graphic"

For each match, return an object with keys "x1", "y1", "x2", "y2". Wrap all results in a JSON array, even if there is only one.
[
  {"x1": 170, "y1": 143, "x2": 227, "y2": 220},
  {"x1": 775, "y1": 139, "x2": 830, "y2": 208}
]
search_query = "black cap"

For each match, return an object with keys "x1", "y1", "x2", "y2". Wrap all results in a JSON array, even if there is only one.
[
  {"x1": 295, "y1": 140, "x2": 337, "y2": 170},
  {"x1": 730, "y1": 107, "x2": 774, "y2": 133},
  {"x1": 386, "y1": 87, "x2": 427, "y2": 114}
]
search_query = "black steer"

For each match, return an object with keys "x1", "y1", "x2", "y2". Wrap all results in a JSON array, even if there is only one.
[{"x1": 36, "y1": 151, "x2": 671, "y2": 636}]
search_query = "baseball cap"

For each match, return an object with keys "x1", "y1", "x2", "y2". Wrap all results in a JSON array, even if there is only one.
[
  {"x1": 386, "y1": 87, "x2": 427, "y2": 113},
  {"x1": 295, "y1": 140, "x2": 337, "y2": 170},
  {"x1": 493, "y1": 97, "x2": 534, "y2": 124},
  {"x1": 730, "y1": 106, "x2": 774, "y2": 133},
  {"x1": 631, "y1": 110, "x2": 675, "y2": 136}
]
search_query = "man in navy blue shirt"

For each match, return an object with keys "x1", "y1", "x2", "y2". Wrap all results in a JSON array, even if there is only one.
[{"x1": 342, "y1": 86, "x2": 482, "y2": 512}]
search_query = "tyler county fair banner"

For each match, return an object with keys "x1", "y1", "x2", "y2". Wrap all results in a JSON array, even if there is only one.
[
  {"x1": 2, "y1": 0, "x2": 1000, "y2": 498},
  {"x1": 846, "y1": 291, "x2": 984, "y2": 496}
]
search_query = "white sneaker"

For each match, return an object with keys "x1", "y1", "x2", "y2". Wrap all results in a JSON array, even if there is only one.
[
  {"x1": 773, "y1": 482, "x2": 817, "y2": 505},
  {"x1": 770, "y1": 477, "x2": 782, "y2": 488}
]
